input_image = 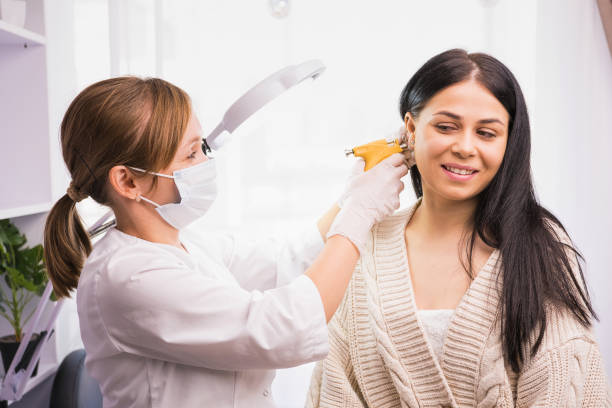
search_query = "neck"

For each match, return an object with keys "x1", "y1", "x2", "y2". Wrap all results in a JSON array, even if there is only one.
[
  {"x1": 113, "y1": 203, "x2": 183, "y2": 250},
  {"x1": 410, "y1": 191, "x2": 478, "y2": 239}
]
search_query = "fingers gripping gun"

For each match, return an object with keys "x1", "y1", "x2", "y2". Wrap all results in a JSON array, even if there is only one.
[{"x1": 344, "y1": 131, "x2": 409, "y2": 171}]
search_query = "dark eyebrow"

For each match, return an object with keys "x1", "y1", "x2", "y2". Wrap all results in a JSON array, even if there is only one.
[
  {"x1": 433, "y1": 111, "x2": 462, "y2": 120},
  {"x1": 478, "y1": 118, "x2": 505, "y2": 125},
  {"x1": 433, "y1": 111, "x2": 505, "y2": 126}
]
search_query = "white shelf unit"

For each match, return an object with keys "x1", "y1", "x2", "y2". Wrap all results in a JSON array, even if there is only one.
[
  {"x1": 0, "y1": 20, "x2": 45, "y2": 45},
  {"x1": 0, "y1": 1, "x2": 52, "y2": 220},
  {"x1": 1, "y1": 0, "x2": 64, "y2": 402}
]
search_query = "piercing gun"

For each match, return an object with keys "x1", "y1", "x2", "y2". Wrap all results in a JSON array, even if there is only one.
[{"x1": 344, "y1": 129, "x2": 409, "y2": 171}]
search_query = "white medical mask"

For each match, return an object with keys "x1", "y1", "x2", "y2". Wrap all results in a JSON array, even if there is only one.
[{"x1": 129, "y1": 159, "x2": 217, "y2": 230}]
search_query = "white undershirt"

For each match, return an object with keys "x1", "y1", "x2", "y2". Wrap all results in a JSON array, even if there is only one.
[{"x1": 417, "y1": 309, "x2": 454, "y2": 362}]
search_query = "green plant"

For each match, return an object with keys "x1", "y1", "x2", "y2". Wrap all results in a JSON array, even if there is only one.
[{"x1": 0, "y1": 219, "x2": 49, "y2": 342}]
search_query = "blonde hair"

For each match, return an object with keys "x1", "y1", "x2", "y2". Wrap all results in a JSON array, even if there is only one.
[{"x1": 43, "y1": 77, "x2": 191, "y2": 298}]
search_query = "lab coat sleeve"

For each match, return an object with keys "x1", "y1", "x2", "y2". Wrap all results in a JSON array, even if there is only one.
[
  {"x1": 223, "y1": 223, "x2": 325, "y2": 292},
  {"x1": 96, "y1": 247, "x2": 329, "y2": 371}
]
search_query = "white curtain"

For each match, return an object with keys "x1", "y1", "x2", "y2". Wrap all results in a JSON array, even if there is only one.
[{"x1": 67, "y1": 1, "x2": 612, "y2": 406}]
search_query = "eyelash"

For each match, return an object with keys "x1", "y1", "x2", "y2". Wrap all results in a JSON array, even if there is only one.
[
  {"x1": 435, "y1": 124, "x2": 496, "y2": 138},
  {"x1": 436, "y1": 125, "x2": 454, "y2": 132},
  {"x1": 478, "y1": 130, "x2": 496, "y2": 138}
]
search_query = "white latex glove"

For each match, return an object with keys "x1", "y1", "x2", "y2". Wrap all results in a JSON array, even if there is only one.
[
  {"x1": 338, "y1": 130, "x2": 415, "y2": 209},
  {"x1": 337, "y1": 158, "x2": 367, "y2": 209},
  {"x1": 328, "y1": 153, "x2": 408, "y2": 254}
]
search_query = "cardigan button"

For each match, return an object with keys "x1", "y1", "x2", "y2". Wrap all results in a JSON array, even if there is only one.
[{"x1": 263, "y1": 389, "x2": 270, "y2": 397}]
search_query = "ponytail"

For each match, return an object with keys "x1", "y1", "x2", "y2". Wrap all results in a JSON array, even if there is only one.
[{"x1": 43, "y1": 194, "x2": 92, "y2": 298}]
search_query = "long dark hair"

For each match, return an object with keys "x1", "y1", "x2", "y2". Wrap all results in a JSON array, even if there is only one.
[{"x1": 399, "y1": 49, "x2": 597, "y2": 372}]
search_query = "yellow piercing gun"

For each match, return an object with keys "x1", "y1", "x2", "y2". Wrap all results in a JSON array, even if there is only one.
[{"x1": 344, "y1": 130, "x2": 408, "y2": 171}]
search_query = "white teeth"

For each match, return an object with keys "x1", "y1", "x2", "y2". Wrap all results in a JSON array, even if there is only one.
[{"x1": 445, "y1": 166, "x2": 476, "y2": 175}]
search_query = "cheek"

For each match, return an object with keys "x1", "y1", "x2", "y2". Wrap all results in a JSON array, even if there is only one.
[
  {"x1": 415, "y1": 132, "x2": 448, "y2": 169},
  {"x1": 169, "y1": 180, "x2": 181, "y2": 199},
  {"x1": 480, "y1": 140, "x2": 507, "y2": 172},
  {"x1": 153, "y1": 178, "x2": 180, "y2": 201}
]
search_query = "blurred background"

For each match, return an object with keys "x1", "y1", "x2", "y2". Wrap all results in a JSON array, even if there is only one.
[{"x1": 1, "y1": 0, "x2": 611, "y2": 406}]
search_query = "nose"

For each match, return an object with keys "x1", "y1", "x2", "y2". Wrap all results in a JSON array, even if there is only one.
[{"x1": 450, "y1": 131, "x2": 476, "y2": 158}]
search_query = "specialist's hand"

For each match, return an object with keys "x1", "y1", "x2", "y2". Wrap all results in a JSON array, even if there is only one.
[{"x1": 327, "y1": 153, "x2": 408, "y2": 254}]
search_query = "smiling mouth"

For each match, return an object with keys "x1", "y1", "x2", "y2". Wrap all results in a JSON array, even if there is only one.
[{"x1": 441, "y1": 165, "x2": 478, "y2": 175}]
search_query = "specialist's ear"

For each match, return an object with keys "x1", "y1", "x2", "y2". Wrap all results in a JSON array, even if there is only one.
[{"x1": 107, "y1": 165, "x2": 148, "y2": 201}]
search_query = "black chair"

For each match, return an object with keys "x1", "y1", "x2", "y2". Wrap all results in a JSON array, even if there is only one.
[{"x1": 50, "y1": 349, "x2": 102, "y2": 408}]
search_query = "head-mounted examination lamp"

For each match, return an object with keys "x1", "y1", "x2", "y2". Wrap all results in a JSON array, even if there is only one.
[{"x1": 202, "y1": 59, "x2": 325, "y2": 153}]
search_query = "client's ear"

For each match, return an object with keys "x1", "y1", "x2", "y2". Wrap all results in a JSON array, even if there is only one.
[{"x1": 404, "y1": 112, "x2": 416, "y2": 135}]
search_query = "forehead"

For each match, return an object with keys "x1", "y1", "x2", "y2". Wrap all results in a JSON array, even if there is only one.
[
  {"x1": 181, "y1": 113, "x2": 203, "y2": 146},
  {"x1": 422, "y1": 80, "x2": 509, "y2": 121}
]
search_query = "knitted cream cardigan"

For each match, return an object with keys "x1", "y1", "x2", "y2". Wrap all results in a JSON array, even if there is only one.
[{"x1": 306, "y1": 204, "x2": 612, "y2": 408}]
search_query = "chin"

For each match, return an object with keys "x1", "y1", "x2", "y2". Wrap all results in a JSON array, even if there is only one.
[{"x1": 433, "y1": 185, "x2": 482, "y2": 202}]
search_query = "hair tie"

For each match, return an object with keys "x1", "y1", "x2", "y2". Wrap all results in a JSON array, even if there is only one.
[{"x1": 66, "y1": 181, "x2": 88, "y2": 202}]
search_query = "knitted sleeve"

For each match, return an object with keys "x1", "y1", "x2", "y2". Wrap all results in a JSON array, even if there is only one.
[
  {"x1": 515, "y1": 333, "x2": 612, "y2": 407},
  {"x1": 305, "y1": 289, "x2": 366, "y2": 408}
]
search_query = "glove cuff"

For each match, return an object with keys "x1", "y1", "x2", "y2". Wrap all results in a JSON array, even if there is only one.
[{"x1": 326, "y1": 198, "x2": 374, "y2": 254}]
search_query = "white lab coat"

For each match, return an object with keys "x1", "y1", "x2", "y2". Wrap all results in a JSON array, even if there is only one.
[{"x1": 76, "y1": 224, "x2": 329, "y2": 408}]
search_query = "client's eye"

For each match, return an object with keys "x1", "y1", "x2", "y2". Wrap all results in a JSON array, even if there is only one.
[
  {"x1": 436, "y1": 124, "x2": 455, "y2": 132},
  {"x1": 478, "y1": 130, "x2": 496, "y2": 138}
]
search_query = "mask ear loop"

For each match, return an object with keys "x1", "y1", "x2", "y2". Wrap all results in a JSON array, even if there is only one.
[
  {"x1": 127, "y1": 166, "x2": 174, "y2": 205},
  {"x1": 127, "y1": 166, "x2": 175, "y2": 179},
  {"x1": 138, "y1": 195, "x2": 162, "y2": 208}
]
